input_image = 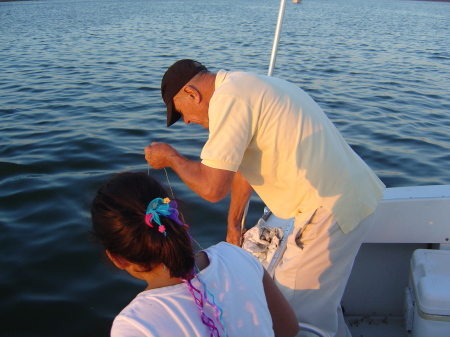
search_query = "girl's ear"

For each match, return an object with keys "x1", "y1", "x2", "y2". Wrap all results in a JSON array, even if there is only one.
[{"x1": 106, "y1": 250, "x2": 129, "y2": 270}]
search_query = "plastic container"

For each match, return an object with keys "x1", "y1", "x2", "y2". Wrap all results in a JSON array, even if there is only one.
[{"x1": 407, "y1": 249, "x2": 450, "y2": 337}]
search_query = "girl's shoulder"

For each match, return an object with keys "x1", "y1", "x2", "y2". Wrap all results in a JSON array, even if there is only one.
[{"x1": 203, "y1": 242, "x2": 263, "y2": 274}]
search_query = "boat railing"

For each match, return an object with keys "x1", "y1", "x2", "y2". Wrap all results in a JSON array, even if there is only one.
[{"x1": 299, "y1": 322, "x2": 330, "y2": 337}]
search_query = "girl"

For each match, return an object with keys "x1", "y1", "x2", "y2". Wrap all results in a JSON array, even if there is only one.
[{"x1": 91, "y1": 172, "x2": 299, "y2": 337}]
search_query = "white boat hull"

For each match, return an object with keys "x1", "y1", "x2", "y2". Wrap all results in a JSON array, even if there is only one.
[{"x1": 253, "y1": 185, "x2": 450, "y2": 337}]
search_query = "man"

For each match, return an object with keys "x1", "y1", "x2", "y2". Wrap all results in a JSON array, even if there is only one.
[{"x1": 145, "y1": 59, "x2": 385, "y2": 337}]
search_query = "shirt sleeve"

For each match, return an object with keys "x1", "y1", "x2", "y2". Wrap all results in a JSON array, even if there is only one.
[
  {"x1": 201, "y1": 93, "x2": 257, "y2": 172},
  {"x1": 111, "y1": 317, "x2": 149, "y2": 337}
]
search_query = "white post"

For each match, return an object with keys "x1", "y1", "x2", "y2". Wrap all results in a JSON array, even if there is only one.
[{"x1": 268, "y1": 0, "x2": 288, "y2": 76}]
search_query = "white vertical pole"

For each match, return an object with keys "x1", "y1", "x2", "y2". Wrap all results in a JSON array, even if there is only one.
[{"x1": 268, "y1": 0, "x2": 288, "y2": 76}]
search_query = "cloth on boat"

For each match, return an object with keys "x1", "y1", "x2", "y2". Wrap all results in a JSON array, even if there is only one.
[
  {"x1": 274, "y1": 207, "x2": 376, "y2": 337},
  {"x1": 111, "y1": 242, "x2": 275, "y2": 337},
  {"x1": 242, "y1": 218, "x2": 283, "y2": 263}
]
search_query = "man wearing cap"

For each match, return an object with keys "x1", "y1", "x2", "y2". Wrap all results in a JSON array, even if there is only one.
[{"x1": 144, "y1": 59, "x2": 385, "y2": 337}]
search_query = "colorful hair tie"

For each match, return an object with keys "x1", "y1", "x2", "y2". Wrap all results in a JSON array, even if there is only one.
[{"x1": 144, "y1": 197, "x2": 185, "y2": 235}]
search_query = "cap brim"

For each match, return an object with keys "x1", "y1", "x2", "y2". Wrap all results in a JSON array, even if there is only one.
[{"x1": 166, "y1": 99, "x2": 182, "y2": 127}]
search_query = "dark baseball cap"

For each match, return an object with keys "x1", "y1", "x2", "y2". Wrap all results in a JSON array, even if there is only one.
[{"x1": 161, "y1": 59, "x2": 208, "y2": 127}]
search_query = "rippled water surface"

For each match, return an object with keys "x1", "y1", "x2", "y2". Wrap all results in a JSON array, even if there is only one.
[{"x1": 1, "y1": 0, "x2": 449, "y2": 335}]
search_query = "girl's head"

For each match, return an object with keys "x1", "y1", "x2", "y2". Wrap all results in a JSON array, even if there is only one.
[{"x1": 91, "y1": 172, "x2": 194, "y2": 279}]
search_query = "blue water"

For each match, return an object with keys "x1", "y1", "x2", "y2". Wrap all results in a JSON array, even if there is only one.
[{"x1": 1, "y1": 0, "x2": 449, "y2": 335}]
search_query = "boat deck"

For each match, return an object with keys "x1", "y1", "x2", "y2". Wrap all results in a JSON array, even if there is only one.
[{"x1": 346, "y1": 316, "x2": 406, "y2": 337}]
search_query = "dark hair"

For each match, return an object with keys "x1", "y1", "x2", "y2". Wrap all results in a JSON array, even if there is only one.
[{"x1": 91, "y1": 172, "x2": 194, "y2": 279}]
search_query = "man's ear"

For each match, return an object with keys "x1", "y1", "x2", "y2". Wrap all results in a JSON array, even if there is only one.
[
  {"x1": 184, "y1": 85, "x2": 201, "y2": 103},
  {"x1": 106, "y1": 250, "x2": 129, "y2": 270}
]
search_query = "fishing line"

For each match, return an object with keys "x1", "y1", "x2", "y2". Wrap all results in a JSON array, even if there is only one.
[
  {"x1": 161, "y1": 166, "x2": 205, "y2": 251},
  {"x1": 192, "y1": 236, "x2": 205, "y2": 251},
  {"x1": 147, "y1": 166, "x2": 175, "y2": 200},
  {"x1": 164, "y1": 167, "x2": 176, "y2": 200}
]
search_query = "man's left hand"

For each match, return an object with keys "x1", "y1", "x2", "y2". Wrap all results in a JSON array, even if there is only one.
[{"x1": 226, "y1": 224, "x2": 244, "y2": 247}]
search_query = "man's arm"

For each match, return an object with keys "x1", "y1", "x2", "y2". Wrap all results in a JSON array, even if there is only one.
[
  {"x1": 144, "y1": 142, "x2": 234, "y2": 202},
  {"x1": 227, "y1": 171, "x2": 253, "y2": 245}
]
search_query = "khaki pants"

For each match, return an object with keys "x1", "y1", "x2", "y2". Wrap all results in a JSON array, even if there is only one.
[{"x1": 274, "y1": 207, "x2": 375, "y2": 337}]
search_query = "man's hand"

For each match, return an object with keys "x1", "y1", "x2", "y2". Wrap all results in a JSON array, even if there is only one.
[
  {"x1": 226, "y1": 172, "x2": 253, "y2": 246},
  {"x1": 144, "y1": 143, "x2": 235, "y2": 203},
  {"x1": 144, "y1": 142, "x2": 178, "y2": 169},
  {"x1": 226, "y1": 223, "x2": 244, "y2": 246}
]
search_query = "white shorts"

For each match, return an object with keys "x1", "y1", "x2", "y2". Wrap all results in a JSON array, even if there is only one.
[{"x1": 274, "y1": 207, "x2": 375, "y2": 337}]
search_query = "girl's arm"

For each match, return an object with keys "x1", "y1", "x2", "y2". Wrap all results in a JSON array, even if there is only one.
[{"x1": 262, "y1": 269, "x2": 300, "y2": 337}]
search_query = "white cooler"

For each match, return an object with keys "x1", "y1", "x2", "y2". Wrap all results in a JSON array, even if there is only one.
[{"x1": 405, "y1": 249, "x2": 450, "y2": 337}]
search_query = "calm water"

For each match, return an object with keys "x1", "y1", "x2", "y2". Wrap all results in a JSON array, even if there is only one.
[{"x1": 1, "y1": 0, "x2": 449, "y2": 335}]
